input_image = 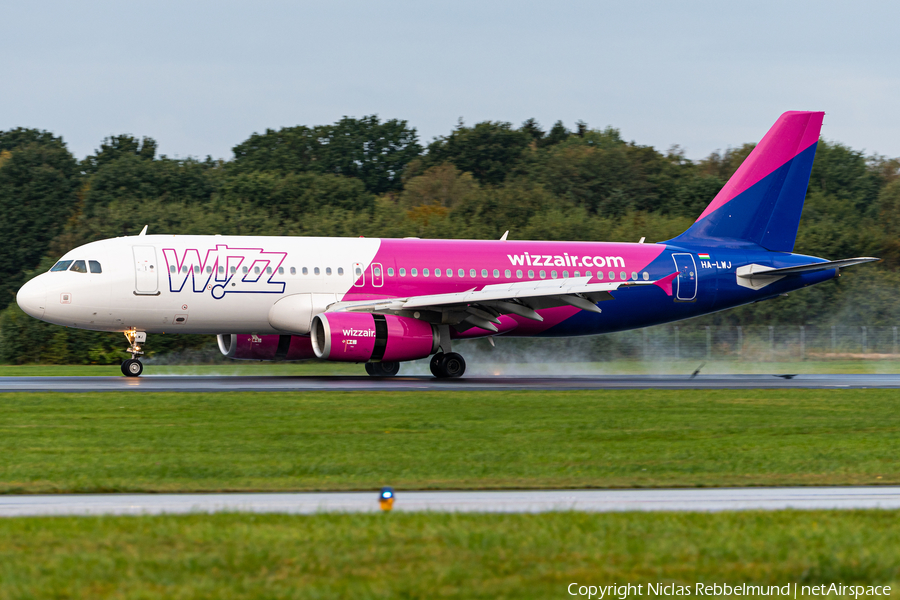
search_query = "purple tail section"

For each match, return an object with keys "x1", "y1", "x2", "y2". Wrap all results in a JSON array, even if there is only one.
[{"x1": 672, "y1": 111, "x2": 825, "y2": 252}]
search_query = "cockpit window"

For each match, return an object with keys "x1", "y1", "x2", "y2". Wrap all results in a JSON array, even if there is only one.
[
  {"x1": 89, "y1": 260, "x2": 102, "y2": 274},
  {"x1": 50, "y1": 260, "x2": 73, "y2": 272},
  {"x1": 69, "y1": 260, "x2": 88, "y2": 273}
]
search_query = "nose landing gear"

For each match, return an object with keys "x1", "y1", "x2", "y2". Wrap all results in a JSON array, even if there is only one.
[
  {"x1": 429, "y1": 352, "x2": 466, "y2": 378},
  {"x1": 122, "y1": 330, "x2": 146, "y2": 377}
]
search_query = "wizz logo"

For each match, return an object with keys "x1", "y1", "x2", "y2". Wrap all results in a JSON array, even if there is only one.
[{"x1": 162, "y1": 245, "x2": 287, "y2": 299}]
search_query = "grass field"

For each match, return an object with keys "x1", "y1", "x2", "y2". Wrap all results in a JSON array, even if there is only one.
[
  {"x1": 1, "y1": 358, "x2": 900, "y2": 376},
  {"x1": 1, "y1": 511, "x2": 898, "y2": 598},
  {"x1": 1, "y1": 389, "x2": 898, "y2": 493}
]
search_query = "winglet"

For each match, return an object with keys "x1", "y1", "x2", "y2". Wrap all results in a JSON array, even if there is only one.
[
  {"x1": 139, "y1": 225, "x2": 148, "y2": 236},
  {"x1": 500, "y1": 230, "x2": 509, "y2": 241},
  {"x1": 654, "y1": 272, "x2": 679, "y2": 296}
]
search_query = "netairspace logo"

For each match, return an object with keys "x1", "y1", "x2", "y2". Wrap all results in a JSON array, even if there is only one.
[
  {"x1": 508, "y1": 253, "x2": 625, "y2": 268},
  {"x1": 566, "y1": 582, "x2": 892, "y2": 599}
]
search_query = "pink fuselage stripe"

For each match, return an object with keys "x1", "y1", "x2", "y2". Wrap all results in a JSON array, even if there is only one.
[
  {"x1": 695, "y1": 111, "x2": 824, "y2": 222},
  {"x1": 341, "y1": 239, "x2": 666, "y2": 336}
]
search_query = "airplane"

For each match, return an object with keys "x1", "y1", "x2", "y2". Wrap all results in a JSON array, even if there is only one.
[{"x1": 15, "y1": 111, "x2": 878, "y2": 378}]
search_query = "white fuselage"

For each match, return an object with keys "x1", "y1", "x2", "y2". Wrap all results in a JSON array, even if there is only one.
[{"x1": 18, "y1": 235, "x2": 381, "y2": 335}]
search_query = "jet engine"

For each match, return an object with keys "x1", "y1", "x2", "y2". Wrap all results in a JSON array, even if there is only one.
[
  {"x1": 217, "y1": 334, "x2": 318, "y2": 361},
  {"x1": 310, "y1": 312, "x2": 438, "y2": 362}
]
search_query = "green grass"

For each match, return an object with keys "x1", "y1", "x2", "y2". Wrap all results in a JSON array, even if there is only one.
[
  {"x1": 1, "y1": 358, "x2": 898, "y2": 377},
  {"x1": 1, "y1": 390, "x2": 898, "y2": 493},
  {"x1": 1, "y1": 511, "x2": 898, "y2": 599}
]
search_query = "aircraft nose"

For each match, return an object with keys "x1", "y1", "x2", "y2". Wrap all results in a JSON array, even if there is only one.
[{"x1": 16, "y1": 277, "x2": 47, "y2": 319}]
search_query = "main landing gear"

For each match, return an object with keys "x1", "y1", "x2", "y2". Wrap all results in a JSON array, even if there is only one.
[
  {"x1": 430, "y1": 352, "x2": 466, "y2": 378},
  {"x1": 121, "y1": 330, "x2": 146, "y2": 377},
  {"x1": 365, "y1": 361, "x2": 401, "y2": 377}
]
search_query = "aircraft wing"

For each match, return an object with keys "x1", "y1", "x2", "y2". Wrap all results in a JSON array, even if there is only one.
[{"x1": 326, "y1": 273, "x2": 678, "y2": 332}]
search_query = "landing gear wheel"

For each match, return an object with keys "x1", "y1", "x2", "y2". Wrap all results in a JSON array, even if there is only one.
[
  {"x1": 430, "y1": 353, "x2": 444, "y2": 377},
  {"x1": 121, "y1": 358, "x2": 143, "y2": 377},
  {"x1": 430, "y1": 352, "x2": 466, "y2": 378},
  {"x1": 441, "y1": 352, "x2": 466, "y2": 378},
  {"x1": 365, "y1": 362, "x2": 401, "y2": 377}
]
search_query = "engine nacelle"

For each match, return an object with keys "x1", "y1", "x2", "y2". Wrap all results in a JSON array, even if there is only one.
[
  {"x1": 217, "y1": 334, "x2": 317, "y2": 361},
  {"x1": 311, "y1": 312, "x2": 438, "y2": 362}
]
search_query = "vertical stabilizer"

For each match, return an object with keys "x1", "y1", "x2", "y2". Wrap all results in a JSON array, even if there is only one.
[{"x1": 671, "y1": 111, "x2": 824, "y2": 251}]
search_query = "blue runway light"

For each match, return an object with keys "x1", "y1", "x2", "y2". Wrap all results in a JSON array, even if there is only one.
[{"x1": 379, "y1": 487, "x2": 395, "y2": 510}]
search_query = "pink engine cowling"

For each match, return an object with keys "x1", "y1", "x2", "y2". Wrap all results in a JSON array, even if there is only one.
[
  {"x1": 310, "y1": 312, "x2": 438, "y2": 362},
  {"x1": 217, "y1": 334, "x2": 318, "y2": 361}
]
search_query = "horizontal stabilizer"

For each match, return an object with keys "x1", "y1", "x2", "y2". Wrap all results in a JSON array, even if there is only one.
[
  {"x1": 736, "y1": 257, "x2": 879, "y2": 290},
  {"x1": 738, "y1": 257, "x2": 879, "y2": 279}
]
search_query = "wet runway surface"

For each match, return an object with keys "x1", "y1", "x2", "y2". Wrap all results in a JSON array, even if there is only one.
[
  {"x1": 2, "y1": 487, "x2": 899, "y2": 517},
  {"x1": 0, "y1": 373, "x2": 898, "y2": 392}
]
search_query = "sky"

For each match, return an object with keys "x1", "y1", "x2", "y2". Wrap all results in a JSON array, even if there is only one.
[{"x1": 2, "y1": 0, "x2": 898, "y2": 161}]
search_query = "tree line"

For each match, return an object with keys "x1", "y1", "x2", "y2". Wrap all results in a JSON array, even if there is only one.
[{"x1": 0, "y1": 115, "x2": 897, "y2": 364}]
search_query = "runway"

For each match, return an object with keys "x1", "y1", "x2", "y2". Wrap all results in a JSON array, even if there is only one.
[
  {"x1": 0, "y1": 373, "x2": 898, "y2": 392},
  {"x1": 2, "y1": 487, "x2": 899, "y2": 517}
]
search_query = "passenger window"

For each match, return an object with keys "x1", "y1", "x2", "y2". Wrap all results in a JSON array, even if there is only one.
[
  {"x1": 469, "y1": 269, "x2": 476, "y2": 278},
  {"x1": 539, "y1": 270, "x2": 546, "y2": 278},
  {"x1": 399, "y1": 268, "x2": 406, "y2": 276},
  {"x1": 631, "y1": 272, "x2": 638, "y2": 280},
  {"x1": 278, "y1": 267, "x2": 284, "y2": 275},
  {"x1": 314, "y1": 267, "x2": 320, "y2": 275},
  {"x1": 242, "y1": 266, "x2": 248, "y2": 274},
  {"x1": 574, "y1": 271, "x2": 580, "y2": 278},
  {"x1": 89, "y1": 260, "x2": 102, "y2": 274},
  {"x1": 181, "y1": 265, "x2": 188, "y2": 273},
  {"x1": 505, "y1": 269, "x2": 511, "y2": 278},
  {"x1": 596, "y1": 271, "x2": 603, "y2": 280},
  {"x1": 218, "y1": 266, "x2": 225, "y2": 274},
  {"x1": 253, "y1": 266, "x2": 260, "y2": 274},
  {"x1": 551, "y1": 270, "x2": 558, "y2": 279},
  {"x1": 170, "y1": 265, "x2": 177, "y2": 273},
  {"x1": 326, "y1": 267, "x2": 332, "y2": 276},
  {"x1": 481, "y1": 269, "x2": 488, "y2": 278},
  {"x1": 458, "y1": 269, "x2": 465, "y2": 277},
  {"x1": 206, "y1": 266, "x2": 212, "y2": 274},
  {"x1": 447, "y1": 268, "x2": 453, "y2": 277},
  {"x1": 434, "y1": 268, "x2": 440, "y2": 277},
  {"x1": 516, "y1": 269, "x2": 523, "y2": 278},
  {"x1": 51, "y1": 260, "x2": 73, "y2": 272},
  {"x1": 411, "y1": 268, "x2": 418, "y2": 277},
  {"x1": 355, "y1": 267, "x2": 362, "y2": 276},
  {"x1": 493, "y1": 269, "x2": 500, "y2": 278},
  {"x1": 301, "y1": 267, "x2": 306, "y2": 275},
  {"x1": 374, "y1": 267, "x2": 381, "y2": 276},
  {"x1": 387, "y1": 267, "x2": 394, "y2": 276},
  {"x1": 194, "y1": 266, "x2": 201, "y2": 274},
  {"x1": 528, "y1": 270, "x2": 534, "y2": 278},
  {"x1": 608, "y1": 271, "x2": 615, "y2": 280},
  {"x1": 620, "y1": 271, "x2": 627, "y2": 280},
  {"x1": 423, "y1": 268, "x2": 429, "y2": 277},
  {"x1": 230, "y1": 266, "x2": 236, "y2": 274},
  {"x1": 69, "y1": 260, "x2": 88, "y2": 273},
  {"x1": 643, "y1": 272, "x2": 649, "y2": 281},
  {"x1": 291, "y1": 267, "x2": 297, "y2": 275},
  {"x1": 338, "y1": 267, "x2": 344, "y2": 276}
]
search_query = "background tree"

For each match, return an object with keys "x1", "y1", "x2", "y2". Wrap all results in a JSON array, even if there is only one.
[{"x1": 0, "y1": 129, "x2": 81, "y2": 310}]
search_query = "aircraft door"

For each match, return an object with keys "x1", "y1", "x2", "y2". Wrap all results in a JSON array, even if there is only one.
[
  {"x1": 352, "y1": 262, "x2": 365, "y2": 287},
  {"x1": 371, "y1": 262, "x2": 384, "y2": 287},
  {"x1": 133, "y1": 245, "x2": 159, "y2": 295},
  {"x1": 672, "y1": 253, "x2": 697, "y2": 301}
]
